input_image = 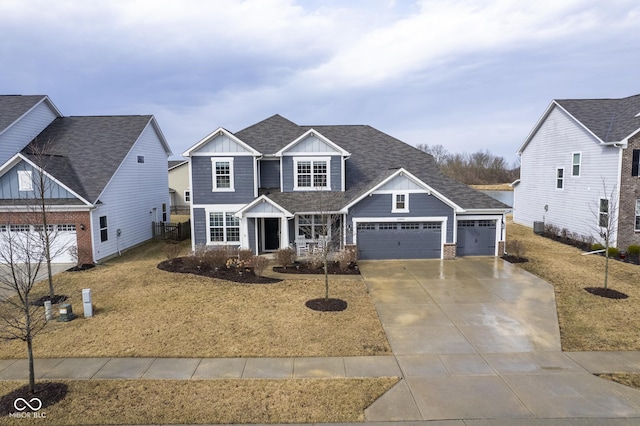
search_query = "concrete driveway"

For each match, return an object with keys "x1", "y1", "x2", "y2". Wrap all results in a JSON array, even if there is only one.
[{"x1": 359, "y1": 258, "x2": 640, "y2": 421}]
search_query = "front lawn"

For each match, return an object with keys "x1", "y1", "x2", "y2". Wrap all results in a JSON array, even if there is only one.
[
  {"x1": 0, "y1": 240, "x2": 391, "y2": 358},
  {"x1": 507, "y1": 221, "x2": 640, "y2": 351}
]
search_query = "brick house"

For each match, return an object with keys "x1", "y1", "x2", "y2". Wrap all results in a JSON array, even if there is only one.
[
  {"x1": 514, "y1": 94, "x2": 640, "y2": 250},
  {"x1": 0, "y1": 95, "x2": 172, "y2": 264}
]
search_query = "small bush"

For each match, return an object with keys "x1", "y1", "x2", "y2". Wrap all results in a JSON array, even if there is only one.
[
  {"x1": 627, "y1": 245, "x2": 640, "y2": 256},
  {"x1": 275, "y1": 247, "x2": 296, "y2": 268},
  {"x1": 183, "y1": 245, "x2": 206, "y2": 269},
  {"x1": 336, "y1": 248, "x2": 357, "y2": 270},
  {"x1": 238, "y1": 249, "x2": 254, "y2": 264},
  {"x1": 164, "y1": 242, "x2": 182, "y2": 260},
  {"x1": 591, "y1": 243, "x2": 605, "y2": 252},
  {"x1": 506, "y1": 239, "x2": 526, "y2": 259},
  {"x1": 252, "y1": 256, "x2": 269, "y2": 277},
  {"x1": 307, "y1": 251, "x2": 324, "y2": 269},
  {"x1": 544, "y1": 223, "x2": 560, "y2": 238},
  {"x1": 203, "y1": 246, "x2": 235, "y2": 269},
  {"x1": 607, "y1": 247, "x2": 620, "y2": 258}
]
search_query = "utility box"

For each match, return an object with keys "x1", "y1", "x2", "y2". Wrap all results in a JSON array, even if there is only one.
[
  {"x1": 58, "y1": 303, "x2": 76, "y2": 322},
  {"x1": 533, "y1": 221, "x2": 545, "y2": 235},
  {"x1": 82, "y1": 288, "x2": 93, "y2": 318}
]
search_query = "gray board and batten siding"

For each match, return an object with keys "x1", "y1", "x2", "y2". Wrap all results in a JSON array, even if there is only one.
[{"x1": 0, "y1": 162, "x2": 77, "y2": 200}]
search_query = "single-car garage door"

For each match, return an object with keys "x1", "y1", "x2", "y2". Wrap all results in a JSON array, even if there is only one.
[
  {"x1": 357, "y1": 221, "x2": 441, "y2": 260},
  {"x1": 456, "y1": 219, "x2": 496, "y2": 256}
]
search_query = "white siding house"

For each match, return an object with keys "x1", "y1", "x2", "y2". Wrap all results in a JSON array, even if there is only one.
[{"x1": 514, "y1": 95, "x2": 640, "y2": 248}]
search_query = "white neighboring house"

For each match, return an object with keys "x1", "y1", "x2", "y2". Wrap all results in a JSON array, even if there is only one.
[
  {"x1": 0, "y1": 95, "x2": 172, "y2": 264},
  {"x1": 513, "y1": 94, "x2": 640, "y2": 250}
]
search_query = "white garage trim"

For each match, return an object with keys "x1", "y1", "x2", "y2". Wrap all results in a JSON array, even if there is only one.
[
  {"x1": 455, "y1": 214, "x2": 504, "y2": 256},
  {"x1": 352, "y1": 216, "x2": 448, "y2": 259}
]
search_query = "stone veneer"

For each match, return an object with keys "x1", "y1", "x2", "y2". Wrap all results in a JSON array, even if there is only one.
[{"x1": 443, "y1": 243, "x2": 457, "y2": 260}]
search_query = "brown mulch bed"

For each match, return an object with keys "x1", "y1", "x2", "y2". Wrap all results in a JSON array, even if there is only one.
[
  {"x1": 501, "y1": 255, "x2": 529, "y2": 264},
  {"x1": 157, "y1": 257, "x2": 281, "y2": 284},
  {"x1": 274, "y1": 262, "x2": 360, "y2": 275},
  {"x1": 306, "y1": 298, "x2": 348, "y2": 312},
  {"x1": 584, "y1": 287, "x2": 629, "y2": 299}
]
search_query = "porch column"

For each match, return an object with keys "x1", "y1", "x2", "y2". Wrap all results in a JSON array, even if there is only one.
[
  {"x1": 280, "y1": 216, "x2": 289, "y2": 249},
  {"x1": 240, "y1": 217, "x2": 249, "y2": 250}
]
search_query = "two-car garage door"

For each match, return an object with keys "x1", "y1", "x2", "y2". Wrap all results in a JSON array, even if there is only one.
[{"x1": 357, "y1": 221, "x2": 442, "y2": 260}]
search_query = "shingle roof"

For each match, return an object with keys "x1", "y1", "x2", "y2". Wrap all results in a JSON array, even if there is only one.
[
  {"x1": 235, "y1": 115, "x2": 507, "y2": 211},
  {"x1": 169, "y1": 159, "x2": 187, "y2": 170},
  {"x1": 556, "y1": 94, "x2": 640, "y2": 142},
  {"x1": 0, "y1": 95, "x2": 48, "y2": 133},
  {"x1": 22, "y1": 115, "x2": 155, "y2": 203}
]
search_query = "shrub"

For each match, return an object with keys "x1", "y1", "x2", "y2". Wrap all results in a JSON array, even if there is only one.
[
  {"x1": 238, "y1": 249, "x2": 254, "y2": 264},
  {"x1": 544, "y1": 223, "x2": 560, "y2": 238},
  {"x1": 307, "y1": 251, "x2": 324, "y2": 269},
  {"x1": 164, "y1": 242, "x2": 182, "y2": 260},
  {"x1": 203, "y1": 246, "x2": 235, "y2": 269},
  {"x1": 275, "y1": 247, "x2": 296, "y2": 268},
  {"x1": 627, "y1": 245, "x2": 640, "y2": 256},
  {"x1": 252, "y1": 255, "x2": 269, "y2": 277},
  {"x1": 607, "y1": 247, "x2": 620, "y2": 258},
  {"x1": 591, "y1": 243, "x2": 605, "y2": 252},
  {"x1": 506, "y1": 239, "x2": 526, "y2": 259},
  {"x1": 183, "y1": 245, "x2": 206, "y2": 269},
  {"x1": 336, "y1": 248, "x2": 357, "y2": 270}
]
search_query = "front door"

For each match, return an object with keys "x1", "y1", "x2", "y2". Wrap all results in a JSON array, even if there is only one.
[{"x1": 264, "y1": 218, "x2": 280, "y2": 251}]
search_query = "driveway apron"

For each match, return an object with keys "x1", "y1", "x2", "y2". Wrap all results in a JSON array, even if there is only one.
[{"x1": 359, "y1": 258, "x2": 640, "y2": 421}]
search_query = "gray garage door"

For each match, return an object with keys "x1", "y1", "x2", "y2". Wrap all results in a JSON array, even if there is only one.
[
  {"x1": 456, "y1": 219, "x2": 496, "y2": 256},
  {"x1": 357, "y1": 222, "x2": 441, "y2": 260}
]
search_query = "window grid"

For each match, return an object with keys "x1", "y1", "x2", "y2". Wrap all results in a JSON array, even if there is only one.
[
  {"x1": 357, "y1": 223, "x2": 375, "y2": 231},
  {"x1": 209, "y1": 212, "x2": 239, "y2": 243},
  {"x1": 99, "y1": 216, "x2": 108, "y2": 242},
  {"x1": 458, "y1": 220, "x2": 475, "y2": 227},
  {"x1": 478, "y1": 220, "x2": 494, "y2": 227},
  {"x1": 295, "y1": 160, "x2": 328, "y2": 189},
  {"x1": 215, "y1": 161, "x2": 231, "y2": 189},
  {"x1": 400, "y1": 223, "x2": 420, "y2": 230},
  {"x1": 378, "y1": 223, "x2": 396, "y2": 230},
  {"x1": 599, "y1": 199, "x2": 609, "y2": 228},
  {"x1": 10, "y1": 224, "x2": 30, "y2": 232},
  {"x1": 572, "y1": 153, "x2": 581, "y2": 176},
  {"x1": 556, "y1": 168, "x2": 564, "y2": 189},
  {"x1": 184, "y1": 190, "x2": 191, "y2": 202},
  {"x1": 297, "y1": 214, "x2": 326, "y2": 239},
  {"x1": 58, "y1": 224, "x2": 76, "y2": 232},
  {"x1": 424, "y1": 222, "x2": 441, "y2": 230}
]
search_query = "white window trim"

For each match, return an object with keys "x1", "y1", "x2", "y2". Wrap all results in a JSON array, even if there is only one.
[
  {"x1": 391, "y1": 192, "x2": 410, "y2": 213},
  {"x1": 572, "y1": 152, "x2": 581, "y2": 177},
  {"x1": 184, "y1": 189, "x2": 191, "y2": 203},
  {"x1": 207, "y1": 211, "x2": 241, "y2": 245},
  {"x1": 212, "y1": 157, "x2": 235, "y2": 192},
  {"x1": 635, "y1": 199, "x2": 640, "y2": 232},
  {"x1": 556, "y1": 167, "x2": 564, "y2": 190},
  {"x1": 295, "y1": 214, "x2": 331, "y2": 241},
  {"x1": 293, "y1": 156, "x2": 331, "y2": 191},
  {"x1": 18, "y1": 170, "x2": 33, "y2": 191}
]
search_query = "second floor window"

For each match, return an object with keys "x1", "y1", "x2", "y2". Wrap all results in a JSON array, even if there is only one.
[
  {"x1": 294, "y1": 158, "x2": 329, "y2": 190},
  {"x1": 599, "y1": 199, "x2": 609, "y2": 228},
  {"x1": 572, "y1": 153, "x2": 581, "y2": 176},
  {"x1": 632, "y1": 150, "x2": 639, "y2": 177},
  {"x1": 212, "y1": 158, "x2": 234, "y2": 191}
]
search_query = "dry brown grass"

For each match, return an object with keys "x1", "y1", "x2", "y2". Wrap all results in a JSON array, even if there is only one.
[
  {"x1": 508, "y1": 221, "x2": 640, "y2": 351},
  {"x1": 0, "y1": 240, "x2": 391, "y2": 358},
  {"x1": 0, "y1": 377, "x2": 398, "y2": 425},
  {"x1": 597, "y1": 373, "x2": 640, "y2": 390},
  {"x1": 171, "y1": 214, "x2": 190, "y2": 223},
  {"x1": 470, "y1": 183, "x2": 513, "y2": 191}
]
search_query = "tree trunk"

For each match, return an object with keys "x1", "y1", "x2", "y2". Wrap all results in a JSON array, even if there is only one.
[
  {"x1": 323, "y1": 252, "x2": 329, "y2": 301},
  {"x1": 25, "y1": 297, "x2": 36, "y2": 393}
]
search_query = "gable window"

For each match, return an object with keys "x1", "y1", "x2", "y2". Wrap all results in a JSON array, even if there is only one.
[
  {"x1": 392, "y1": 193, "x2": 409, "y2": 213},
  {"x1": 556, "y1": 168, "x2": 564, "y2": 189},
  {"x1": 137, "y1": 155, "x2": 145, "y2": 163},
  {"x1": 636, "y1": 200, "x2": 640, "y2": 231},
  {"x1": 297, "y1": 214, "x2": 327, "y2": 240},
  {"x1": 209, "y1": 212, "x2": 240, "y2": 243},
  {"x1": 212, "y1": 158, "x2": 234, "y2": 191},
  {"x1": 632, "y1": 150, "x2": 640, "y2": 177},
  {"x1": 18, "y1": 170, "x2": 33, "y2": 191},
  {"x1": 99, "y1": 216, "x2": 108, "y2": 242},
  {"x1": 184, "y1": 190, "x2": 191, "y2": 203},
  {"x1": 599, "y1": 199, "x2": 609, "y2": 228},
  {"x1": 572, "y1": 152, "x2": 581, "y2": 176},
  {"x1": 294, "y1": 157, "x2": 330, "y2": 190}
]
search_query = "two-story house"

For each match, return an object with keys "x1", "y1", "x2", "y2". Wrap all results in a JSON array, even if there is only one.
[
  {"x1": 0, "y1": 95, "x2": 172, "y2": 264},
  {"x1": 183, "y1": 115, "x2": 508, "y2": 259},
  {"x1": 513, "y1": 94, "x2": 640, "y2": 250}
]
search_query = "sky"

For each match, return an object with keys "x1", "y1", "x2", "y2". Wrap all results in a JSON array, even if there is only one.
[{"x1": 1, "y1": 0, "x2": 638, "y2": 164}]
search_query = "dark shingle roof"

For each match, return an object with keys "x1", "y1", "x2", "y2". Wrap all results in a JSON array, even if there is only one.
[
  {"x1": 556, "y1": 94, "x2": 640, "y2": 142},
  {"x1": 0, "y1": 95, "x2": 48, "y2": 132},
  {"x1": 169, "y1": 159, "x2": 187, "y2": 170},
  {"x1": 235, "y1": 115, "x2": 507, "y2": 211},
  {"x1": 22, "y1": 115, "x2": 154, "y2": 203}
]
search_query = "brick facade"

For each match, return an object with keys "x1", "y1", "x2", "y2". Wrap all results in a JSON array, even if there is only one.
[
  {"x1": 618, "y1": 133, "x2": 640, "y2": 250},
  {"x1": 443, "y1": 243, "x2": 456, "y2": 260},
  {"x1": 0, "y1": 210, "x2": 93, "y2": 264}
]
